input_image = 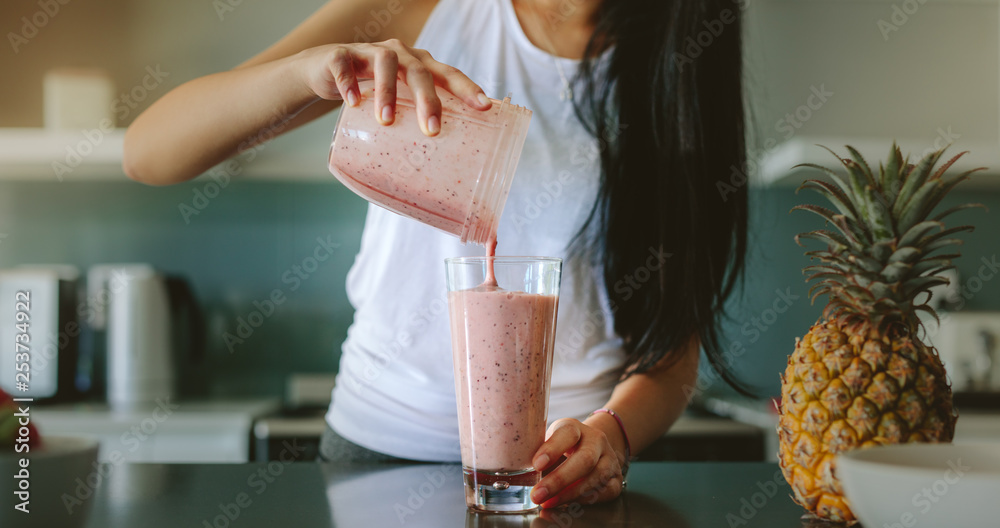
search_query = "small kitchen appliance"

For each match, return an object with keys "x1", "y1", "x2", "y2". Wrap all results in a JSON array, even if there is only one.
[
  {"x1": 87, "y1": 264, "x2": 203, "y2": 411},
  {"x1": 0, "y1": 265, "x2": 81, "y2": 401}
]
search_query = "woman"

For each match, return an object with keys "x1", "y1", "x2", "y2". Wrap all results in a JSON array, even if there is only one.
[{"x1": 124, "y1": 0, "x2": 748, "y2": 508}]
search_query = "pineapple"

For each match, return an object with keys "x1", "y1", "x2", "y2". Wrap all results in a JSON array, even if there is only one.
[{"x1": 778, "y1": 143, "x2": 982, "y2": 523}]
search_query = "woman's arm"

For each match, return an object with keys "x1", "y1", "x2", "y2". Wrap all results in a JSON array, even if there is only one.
[
  {"x1": 123, "y1": 0, "x2": 488, "y2": 185},
  {"x1": 530, "y1": 338, "x2": 700, "y2": 507},
  {"x1": 123, "y1": 55, "x2": 326, "y2": 185}
]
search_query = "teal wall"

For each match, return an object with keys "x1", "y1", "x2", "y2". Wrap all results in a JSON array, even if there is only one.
[
  {"x1": 2, "y1": 177, "x2": 995, "y2": 400},
  {"x1": 0, "y1": 180, "x2": 367, "y2": 397}
]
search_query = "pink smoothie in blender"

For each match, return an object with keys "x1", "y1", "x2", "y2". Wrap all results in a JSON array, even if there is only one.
[{"x1": 328, "y1": 80, "x2": 531, "y2": 246}]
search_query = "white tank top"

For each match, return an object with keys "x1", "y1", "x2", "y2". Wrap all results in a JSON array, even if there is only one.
[{"x1": 327, "y1": 0, "x2": 626, "y2": 462}]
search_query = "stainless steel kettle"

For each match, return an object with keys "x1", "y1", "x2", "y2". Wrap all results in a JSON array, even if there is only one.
[{"x1": 87, "y1": 264, "x2": 204, "y2": 411}]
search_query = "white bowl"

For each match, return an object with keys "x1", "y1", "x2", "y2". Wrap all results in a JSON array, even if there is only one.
[
  {"x1": 0, "y1": 436, "x2": 100, "y2": 528},
  {"x1": 838, "y1": 443, "x2": 1000, "y2": 528}
]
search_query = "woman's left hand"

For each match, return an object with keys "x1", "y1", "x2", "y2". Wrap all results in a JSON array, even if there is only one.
[{"x1": 530, "y1": 418, "x2": 625, "y2": 508}]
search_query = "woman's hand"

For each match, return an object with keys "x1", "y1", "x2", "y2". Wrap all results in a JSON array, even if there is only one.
[
  {"x1": 294, "y1": 39, "x2": 491, "y2": 136},
  {"x1": 530, "y1": 418, "x2": 626, "y2": 508}
]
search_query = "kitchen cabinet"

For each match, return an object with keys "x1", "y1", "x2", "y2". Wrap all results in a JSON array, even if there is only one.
[
  {"x1": 704, "y1": 395, "x2": 1000, "y2": 463},
  {"x1": 952, "y1": 411, "x2": 1000, "y2": 442},
  {"x1": 253, "y1": 411, "x2": 767, "y2": 463},
  {"x1": 34, "y1": 398, "x2": 279, "y2": 463}
]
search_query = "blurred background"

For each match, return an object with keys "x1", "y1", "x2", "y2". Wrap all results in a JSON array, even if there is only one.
[{"x1": 1, "y1": 0, "x2": 998, "y2": 463}]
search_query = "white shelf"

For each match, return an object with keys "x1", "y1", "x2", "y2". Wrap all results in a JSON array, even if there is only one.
[
  {"x1": 759, "y1": 137, "x2": 1000, "y2": 188},
  {"x1": 34, "y1": 398, "x2": 281, "y2": 463},
  {"x1": 0, "y1": 127, "x2": 335, "y2": 183},
  {"x1": 0, "y1": 128, "x2": 127, "y2": 181},
  {"x1": 5, "y1": 129, "x2": 997, "y2": 187}
]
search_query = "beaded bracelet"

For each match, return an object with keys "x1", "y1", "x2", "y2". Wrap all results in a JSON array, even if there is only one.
[{"x1": 591, "y1": 408, "x2": 631, "y2": 483}]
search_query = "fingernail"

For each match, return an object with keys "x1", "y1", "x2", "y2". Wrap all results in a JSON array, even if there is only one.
[
  {"x1": 531, "y1": 487, "x2": 548, "y2": 504},
  {"x1": 477, "y1": 93, "x2": 491, "y2": 108},
  {"x1": 346, "y1": 89, "x2": 358, "y2": 107},
  {"x1": 427, "y1": 115, "x2": 440, "y2": 135},
  {"x1": 533, "y1": 454, "x2": 549, "y2": 470},
  {"x1": 381, "y1": 105, "x2": 394, "y2": 124}
]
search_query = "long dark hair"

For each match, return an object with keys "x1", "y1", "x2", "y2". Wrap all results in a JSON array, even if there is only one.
[{"x1": 572, "y1": 0, "x2": 750, "y2": 393}]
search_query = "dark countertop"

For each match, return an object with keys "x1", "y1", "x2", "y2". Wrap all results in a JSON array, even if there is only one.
[{"x1": 76, "y1": 461, "x2": 823, "y2": 527}]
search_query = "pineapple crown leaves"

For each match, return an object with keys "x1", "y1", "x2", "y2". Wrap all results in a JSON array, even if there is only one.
[{"x1": 791, "y1": 142, "x2": 986, "y2": 327}]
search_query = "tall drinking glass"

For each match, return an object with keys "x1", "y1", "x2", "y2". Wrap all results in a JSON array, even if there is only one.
[{"x1": 445, "y1": 257, "x2": 561, "y2": 513}]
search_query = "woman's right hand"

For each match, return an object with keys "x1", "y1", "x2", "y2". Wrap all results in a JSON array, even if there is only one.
[{"x1": 295, "y1": 40, "x2": 492, "y2": 137}]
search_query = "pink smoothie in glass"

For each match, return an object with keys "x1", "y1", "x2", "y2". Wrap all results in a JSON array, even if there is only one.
[{"x1": 449, "y1": 284, "x2": 558, "y2": 471}]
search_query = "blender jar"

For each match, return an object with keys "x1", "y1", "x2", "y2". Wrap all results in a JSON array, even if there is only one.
[{"x1": 328, "y1": 80, "x2": 532, "y2": 246}]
